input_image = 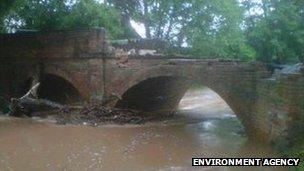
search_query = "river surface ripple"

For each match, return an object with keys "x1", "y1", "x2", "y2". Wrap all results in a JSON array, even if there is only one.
[{"x1": 0, "y1": 88, "x2": 286, "y2": 171}]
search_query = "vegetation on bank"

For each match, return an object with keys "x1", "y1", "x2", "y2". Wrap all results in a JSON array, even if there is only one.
[
  {"x1": 0, "y1": 0, "x2": 303, "y2": 64},
  {"x1": 279, "y1": 117, "x2": 304, "y2": 170},
  {"x1": 283, "y1": 142, "x2": 304, "y2": 170},
  {"x1": 290, "y1": 125, "x2": 304, "y2": 170}
]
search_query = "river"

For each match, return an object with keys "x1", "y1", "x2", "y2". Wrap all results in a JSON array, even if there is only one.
[{"x1": 0, "y1": 88, "x2": 287, "y2": 171}]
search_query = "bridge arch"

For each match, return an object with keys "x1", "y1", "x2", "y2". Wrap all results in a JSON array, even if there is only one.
[
  {"x1": 115, "y1": 76, "x2": 191, "y2": 113},
  {"x1": 37, "y1": 73, "x2": 83, "y2": 104},
  {"x1": 113, "y1": 66, "x2": 252, "y2": 135},
  {"x1": 43, "y1": 66, "x2": 90, "y2": 100},
  {"x1": 115, "y1": 76, "x2": 236, "y2": 114},
  {"x1": 114, "y1": 66, "x2": 239, "y2": 116}
]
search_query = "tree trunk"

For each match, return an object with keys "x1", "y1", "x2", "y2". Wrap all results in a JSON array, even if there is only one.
[{"x1": 143, "y1": 0, "x2": 151, "y2": 38}]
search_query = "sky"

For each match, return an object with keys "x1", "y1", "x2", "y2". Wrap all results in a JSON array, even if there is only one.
[{"x1": 130, "y1": 20, "x2": 146, "y2": 38}]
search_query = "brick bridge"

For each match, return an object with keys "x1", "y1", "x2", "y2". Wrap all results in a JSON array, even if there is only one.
[{"x1": 0, "y1": 28, "x2": 303, "y2": 143}]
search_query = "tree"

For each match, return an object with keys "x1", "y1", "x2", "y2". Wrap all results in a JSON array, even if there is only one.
[
  {"x1": 181, "y1": 0, "x2": 255, "y2": 59},
  {"x1": 243, "y1": 0, "x2": 304, "y2": 64},
  {"x1": 4, "y1": 0, "x2": 133, "y2": 39},
  {"x1": 0, "y1": 0, "x2": 17, "y2": 32},
  {"x1": 109, "y1": 0, "x2": 254, "y2": 60},
  {"x1": 59, "y1": 0, "x2": 128, "y2": 38},
  {"x1": 2, "y1": 0, "x2": 304, "y2": 63}
]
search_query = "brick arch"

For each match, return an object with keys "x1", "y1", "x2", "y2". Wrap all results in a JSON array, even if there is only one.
[
  {"x1": 114, "y1": 66, "x2": 239, "y2": 117},
  {"x1": 43, "y1": 66, "x2": 90, "y2": 100},
  {"x1": 38, "y1": 73, "x2": 83, "y2": 104},
  {"x1": 115, "y1": 75, "x2": 191, "y2": 113},
  {"x1": 113, "y1": 66, "x2": 254, "y2": 135},
  {"x1": 114, "y1": 66, "x2": 188, "y2": 96}
]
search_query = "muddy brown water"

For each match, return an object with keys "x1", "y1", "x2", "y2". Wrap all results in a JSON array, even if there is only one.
[{"x1": 0, "y1": 88, "x2": 288, "y2": 171}]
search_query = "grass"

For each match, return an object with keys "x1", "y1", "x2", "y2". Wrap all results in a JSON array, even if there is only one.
[{"x1": 282, "y1": 141, "x2": 304, "y2": 171}]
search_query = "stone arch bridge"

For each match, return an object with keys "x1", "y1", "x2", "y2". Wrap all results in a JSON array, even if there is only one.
[{"x1": 0, "y1": 28, "x2": 303, "y2": 143}]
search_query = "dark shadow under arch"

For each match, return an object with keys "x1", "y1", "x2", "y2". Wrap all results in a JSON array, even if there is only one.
[
  {"x1": 115, "y1": 76, "x2": 190, "y2": 112},
  {"x1": 115, "y1": 75, "x2": 238, "y2": 117},
  {"x1": 38, "y1": 74, "x2": 83, "y2": 104},
  {"x1": 17, "y1": 77, "x2": 34, "y2": 97},
  {"x1": 115, "y1": 76, "x2": 192, "y2": 113}
]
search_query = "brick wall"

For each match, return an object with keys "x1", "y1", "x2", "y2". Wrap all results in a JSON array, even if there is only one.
[
  {"x1": 0, "y1": 28, "x2": 106, "y2": 59},
  {"x1": 255, "y1": 73, "x2": 304, "y2": 143}
]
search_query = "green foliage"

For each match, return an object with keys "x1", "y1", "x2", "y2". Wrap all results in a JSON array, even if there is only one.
[
  {"x1": 109, "y1": 0, "x2": 252, "y2": 60},
  {"x1": 179, "y1": 0, "x2": 253, "y2": 60},
  {"x1": 0, "y1": 0, "x2": 17, "y2": 32},
  {"x1": 244, "y1": 0, "x2": 304, "y2": 64},
  {"x1": 283, "y1": 143, "x2": 304, "y2": 171},
  {"x1": 4, "y1": 0, "x2": 130, "y2": 39},
  {"x1": 1, "y1": 0, "x2": 304, "y2": 63},
  {"x1": 59, "y1": 0, "x2": 125, "y2": 39},
  {"x1": 278, "y1": 109, "x2": 304, "y2": 171}
]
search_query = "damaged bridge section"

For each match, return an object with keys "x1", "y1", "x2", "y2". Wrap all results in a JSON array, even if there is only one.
[{"x1": 0, "y1": 28, "x2": 303, "y2": 144}]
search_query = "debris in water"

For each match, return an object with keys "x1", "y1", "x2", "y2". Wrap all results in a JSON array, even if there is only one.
[{"x1": 54, "y1": 102, "x2": 160, "y2": 126}]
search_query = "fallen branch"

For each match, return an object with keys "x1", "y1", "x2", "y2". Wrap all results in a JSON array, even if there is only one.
[
  {"x1": 8, "y1": 83, "x2": 65, "y2": 117},
  {"x1": 7, "y1": 83, "x2": 161, "y2": 125}
]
